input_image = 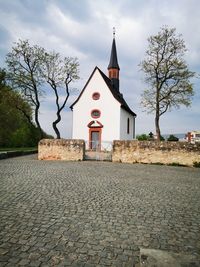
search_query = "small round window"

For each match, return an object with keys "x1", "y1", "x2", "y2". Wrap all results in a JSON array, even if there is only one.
[
  {"x1": 91, "y1": 109, "x2": 101, "y2": 118},
  {"x1": 92, "y1": 92, "x2": 100, "y2": 100}
]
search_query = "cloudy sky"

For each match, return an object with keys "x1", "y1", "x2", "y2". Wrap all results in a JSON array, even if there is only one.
[{"x1": 0, "y1": 0, "x2": 200, "y2": 138}]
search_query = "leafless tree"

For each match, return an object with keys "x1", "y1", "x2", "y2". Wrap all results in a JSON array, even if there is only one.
[
  {"x1": 140, "y1": 26, "x2": 195, "y2": 140},
  {"x1": 42, "y1": 51, "x2": 79, "y2": 139},
  {"x1": 6, "y1": 39, "x2": 45, "y2": 138}
]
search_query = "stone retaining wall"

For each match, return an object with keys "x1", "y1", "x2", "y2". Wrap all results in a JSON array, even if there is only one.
[
  {"x1": 38, "y1": 139, "x2": 85, "y2": 161},
  {"x1": 112, "y1": 140, "x2": 200, "y2": 166}
]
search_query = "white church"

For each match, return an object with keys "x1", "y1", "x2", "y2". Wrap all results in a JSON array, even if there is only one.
[{"x1": 70, "y1": 33, "x2": 136, "y2": 150}]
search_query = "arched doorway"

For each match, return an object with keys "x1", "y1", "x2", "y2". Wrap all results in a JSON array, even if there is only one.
[
  {"x1": 87, "y1": 120, "x2": 103, "y2": 150},
  {"x1": 89, "y1": 127, "x2": 102, "y2": 150}
]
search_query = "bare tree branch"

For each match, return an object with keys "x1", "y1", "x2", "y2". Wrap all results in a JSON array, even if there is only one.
[
  {"x1": 42, "y1": 52, "x2": 79, "y2": 138},
  {"x1": 140, "y1": 26, "x2": 195, "y2": 140},
  {"x1": 6, "y1": 39, "x2": 45, "y2": 139}
]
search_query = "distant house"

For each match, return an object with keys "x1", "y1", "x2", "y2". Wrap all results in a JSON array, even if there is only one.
[
  {"x1": 186, "y1": 131, "x2": 200, "y2": 144},
  {"x1": 70, "y1": 34, "x2": 136, "y2": 149}
]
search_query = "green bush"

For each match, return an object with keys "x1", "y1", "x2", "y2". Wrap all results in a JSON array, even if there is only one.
[
  {"x1": 151, "y1": 162, "x2": 164, "y2": 165},
  {"x1": 136, "y1": 133, "x2": 165, "y2": 141},
  {"x1": 193, "y1": 161, "x2": 200, "y2": 168},
  {"x1": 0, "y1": 70, "x2": 52, "y2": 148},
  {"x1": 167, "y1": 134, "x2": 179, "y2": 141},
  {"x1": 168, "y1": 162, "x2": 186, "y2": 167},
  {"x1": 160, "y1": 135, "x2": 165, "y2": 141},
  {"x1": 136, "y1": 134, "x2": 149, "y2": 141}
]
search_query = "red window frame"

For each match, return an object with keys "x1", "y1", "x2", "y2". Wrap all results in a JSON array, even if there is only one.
[
  {"x1": 91, "y1": 109, "x2": 101, "y2": 119},
  {"x1": 92, "y1": 92, "x2": 100, "y2": 100}
]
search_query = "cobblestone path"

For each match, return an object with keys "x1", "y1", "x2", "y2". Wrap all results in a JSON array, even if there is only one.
[{"x1": 0, "y1": 155, "x2": 200, "y2": 266}]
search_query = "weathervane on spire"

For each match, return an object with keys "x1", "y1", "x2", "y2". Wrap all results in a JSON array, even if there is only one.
[{"x1": 113, "y1": 27, "x2": 116, "y2": 38}]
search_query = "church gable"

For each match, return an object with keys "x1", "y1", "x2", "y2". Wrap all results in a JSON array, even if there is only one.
[
  {"x1": 70, "y1": 66, "x2": 136, "y2": 118},
  {"x1": 70, "y1": 66, "x2": 120, "y2": 110}
]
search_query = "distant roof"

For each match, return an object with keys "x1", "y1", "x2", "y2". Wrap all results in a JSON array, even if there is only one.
[
  {"x1": 107, "y1": 38, "x2": 120, "y2": 70},
  {"x1": 190, "y1": 131, "x2": 200, "y2": 134},
  {"x1": 70, "y1": 66, "x2": 136, "y2": 117}
]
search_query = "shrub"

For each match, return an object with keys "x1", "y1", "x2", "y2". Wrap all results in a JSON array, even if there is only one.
[
  {"x1": 168, "y1": 162, "x2": 186, "y2": 167},
  {"x1": 193, "y1": 161, "x2": 200, "y2": 168},
  {"x1": 151, "y1": 162, "x2": 164, "y2": 165},
  {"x1": 167, "y1": 134, "x2": 179, "y2": 141},
  {"x1": 136, "y1": 134, "x2": 149, "y2": 141},
  {"x1": 160, "y1": 135, "x2": 165, "y2": 141},
  {"x1": 136, "y1": 133, "x2": 165, "y2": 141}
]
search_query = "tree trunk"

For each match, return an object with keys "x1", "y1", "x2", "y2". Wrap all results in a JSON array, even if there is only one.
[
  {"x1": 52, "y1": 112, "x2": 61, "y2": 139},
  {"x1": 35, "y1": 104, "x2": 44, "y2": 139},
  {"x1": 52, "y1": 122, "x2": 60, "y2": 139},
  {"x1": 31, "y1": 76, "x2": 44, "y2": 140},
  {"x1": 155, "y1": 113, "x2": 161, "y2": 141},
  {"x1": 52, "y1": 121, "x2": 60, "y2": 139},
  {"x1": 155, "y1": 83, "x2": 161, "y2": 141},
  {"x1": 51, "y1": 80, "x2": 70, "y2": 139}
]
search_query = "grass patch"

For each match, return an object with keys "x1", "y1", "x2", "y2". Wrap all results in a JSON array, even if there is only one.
[
  {"x1": 193, "y1": 161, "x2": 200, "y2": 168},
  {"x1": 0, "y1": 147, "x2": 37, "y2": 152},
  {"x1": 167, "y1": 162, "x2": 186, "y2": 167},
  {"x1": 150, "y1": 162, "x2": 164, "y2": 165}
]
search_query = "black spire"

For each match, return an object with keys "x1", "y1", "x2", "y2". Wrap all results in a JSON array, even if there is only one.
[
  {"x1": 107, "y1": 28, "x2": 120, "y2": 91},
  {"x1": 107, "y1": 37, "x2": 120, "y2": 70}
]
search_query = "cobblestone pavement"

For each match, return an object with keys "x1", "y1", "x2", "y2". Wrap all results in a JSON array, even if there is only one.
[{"x1": 0, "y1": 155, "x2": 200, "y2": 267}]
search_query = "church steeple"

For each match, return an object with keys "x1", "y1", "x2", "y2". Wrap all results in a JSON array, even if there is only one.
[{"x1": 108, "y1": 28, "x2": 120, "y2": 91}]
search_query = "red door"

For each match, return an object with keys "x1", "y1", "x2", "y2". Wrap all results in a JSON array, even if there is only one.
[{"x1": 89, "y1": 128, "x2": 101, "y2": 150}]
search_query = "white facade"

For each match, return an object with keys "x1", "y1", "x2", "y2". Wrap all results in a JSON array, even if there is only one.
[
  {"x1": 120, "y1": 108, "x2": 135, "y2": 140},
  {"x1": 71, "y1": 67, "x2": 136, "y2": 146}
]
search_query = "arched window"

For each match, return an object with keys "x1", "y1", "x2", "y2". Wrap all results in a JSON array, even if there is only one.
[{"x1": 127, "y1": 118, "x2": 130, "y2": 134}]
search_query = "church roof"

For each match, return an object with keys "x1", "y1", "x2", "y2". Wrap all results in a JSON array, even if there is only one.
[
  {"x1": 98, "y1": 68, "x2": 136, "y2": 116},
  {"x1": 107, "y1": 38, "x2": 120, "y2": 70},
  {"x1": 70, "y1": 67, "x2": 136, "y2": 117}
]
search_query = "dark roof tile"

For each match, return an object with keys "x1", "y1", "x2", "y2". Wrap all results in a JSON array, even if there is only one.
[{"x1": 98, "y1": 68, "x2": 136, "y2": 116}]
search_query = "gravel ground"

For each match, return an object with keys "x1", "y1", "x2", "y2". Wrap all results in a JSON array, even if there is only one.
[{"x1": 0, "y1": 155, "x2": 200, "y2": 266}]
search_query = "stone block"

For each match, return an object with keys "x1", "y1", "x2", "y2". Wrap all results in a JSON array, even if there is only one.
[
  {"x1": 38, "y1": 139, "x2": 85, "y2": 161},
  {"x1": 112, "y1": 140, "x2": 200, "y2": 166}
]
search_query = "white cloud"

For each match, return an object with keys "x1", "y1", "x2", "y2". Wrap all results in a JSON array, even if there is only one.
[{"x1": 0, "y1": 0, "x2": 200, "y2": 137}]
